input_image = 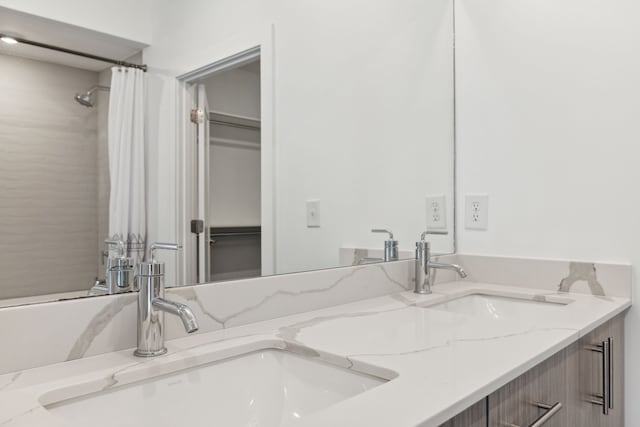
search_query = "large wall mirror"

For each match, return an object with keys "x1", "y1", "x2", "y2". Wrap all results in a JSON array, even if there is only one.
[{"x1": 0, "y1": 1, "x2": 455, "y2": 308}]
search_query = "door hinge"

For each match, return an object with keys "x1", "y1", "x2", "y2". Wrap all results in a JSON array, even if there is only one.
[
  {"x1": 190, "y1": 219, "x2": 204, "y2": 234},
  {"x1": 190, "y1": 108, "x2": 205, "y2": 124}
]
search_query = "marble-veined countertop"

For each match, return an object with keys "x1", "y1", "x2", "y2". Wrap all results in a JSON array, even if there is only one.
[{"x1": 0, "y1": 281, "x2": 630, "y2": 427}]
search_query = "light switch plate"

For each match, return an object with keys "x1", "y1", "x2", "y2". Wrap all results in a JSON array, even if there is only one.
[
  {"x1": 306, "y1": 200, "x2": 320, "y2": 227},
  {"x1": 426, "y1": 195, "x2": 446, "y2": 229},
  {"x1": 465, "y1": 194, "x2": 488, "y2": 230}
]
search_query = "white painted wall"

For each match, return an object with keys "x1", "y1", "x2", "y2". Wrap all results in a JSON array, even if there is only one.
[
  {"x1": 144, "y1": 0, "x2": 455, "y2": 277},
  {"x1": 455, "y1": 0, "x2": 640, "y2": 423},
  {"x1": 0, "y1": 0, "x2": 152, "y2": 44}
]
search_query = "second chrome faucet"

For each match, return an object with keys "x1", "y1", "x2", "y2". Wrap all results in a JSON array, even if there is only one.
[{"x1": 415, "y1": 230, "x2": 467, "y2": 294}]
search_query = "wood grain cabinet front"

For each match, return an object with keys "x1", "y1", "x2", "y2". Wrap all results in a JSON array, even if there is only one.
[
  {"x1": 575, "y1": 314, "x2": 624, "y2": 427},
  {"x1": 487, "y1": 342, "x2": 576, "y2": 427},
  {"x1": 439, "y1": 313, "x2": 624, "y2": 427},
  {"x1": 439, "y1": 399, "x2": 487, "y2": 427}
]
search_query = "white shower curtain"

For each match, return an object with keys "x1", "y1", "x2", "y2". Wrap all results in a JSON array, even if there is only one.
[{"x1": 108, "y1": 67, "x2": 146, "y2": 263}]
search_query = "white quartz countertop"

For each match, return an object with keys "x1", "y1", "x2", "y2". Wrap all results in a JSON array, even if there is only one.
[{"x1": 0, "y1": 281, "x2": 631, "y2": 427}]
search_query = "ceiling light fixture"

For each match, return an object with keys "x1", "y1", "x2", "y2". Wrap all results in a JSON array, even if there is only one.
[{"x1": 0, "y1": 36, "x2": 18, "y2": 45}]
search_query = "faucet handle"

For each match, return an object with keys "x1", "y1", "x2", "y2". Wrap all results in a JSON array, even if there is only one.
[
  {"x1": 420, "y1": 230, "x2": 448, "y2": 240},
  {"x1": 371, "y1": 229, "x2": 394, "y2": 239},
  {"x1": 148, "y1": 242, "x2": 182, "y2": 263}
]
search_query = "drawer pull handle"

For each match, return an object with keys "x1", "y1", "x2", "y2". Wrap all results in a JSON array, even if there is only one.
[
  {"x1": 529, "y1": 402, "x2": 563, "y2": 427},
  {"x1": 503, "y1": 402, "x2": 563, "y2": 427},
  {"x1": 609, "y1": 338, "x2": 614, "y2": 410},
  {"x1": 501, "y1": 402, "x2": 562, "y2": 427},
  {"x1": 586, "y1": 337, "x2": 613, "y2": 414}
]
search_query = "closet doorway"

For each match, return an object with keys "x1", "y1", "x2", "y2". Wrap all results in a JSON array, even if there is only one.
[{"x1": 188, "y1": 55, "x2": 263, "y2": 284}]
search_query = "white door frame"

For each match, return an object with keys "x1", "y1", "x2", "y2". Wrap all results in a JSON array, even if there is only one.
[
  {"x1": 175, "y1": 31, "x2": 276, "y2": 286},
  {"x1": 195, "y1": 84, "x2": 210, "y2": 283}
]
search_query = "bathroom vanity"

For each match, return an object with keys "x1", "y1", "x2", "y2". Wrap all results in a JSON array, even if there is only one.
[
  {"x1": 0, "y1": 264, "x2": 630, "y2": 427},
  {"x1": 0, "y1": 1, "x2": 637, "y2": 426}
]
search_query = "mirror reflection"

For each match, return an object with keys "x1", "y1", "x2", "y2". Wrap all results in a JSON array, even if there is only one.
[{"x1": 0, "y1": 1, "x2": 455, "y2": 308}]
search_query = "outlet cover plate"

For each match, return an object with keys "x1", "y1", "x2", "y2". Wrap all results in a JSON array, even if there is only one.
[
  {"x1": 465, "y1": 194, "x2": 488, "y2": 230},
  {"x1": 426, "y1": 195, "x2": 447, "y2": 229}
]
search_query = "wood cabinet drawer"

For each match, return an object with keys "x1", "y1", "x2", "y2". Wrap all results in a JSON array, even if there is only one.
[{"x1": 487, "y1": 343, "x2": 575, "y2": 427}]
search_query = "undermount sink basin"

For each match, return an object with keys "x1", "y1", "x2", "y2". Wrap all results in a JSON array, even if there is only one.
[
  {"x1": 45, "y1": 349, "x2": 386, "y2": 427},
  {"x1": 427, "y1": 294, "x2": 569, "y2": 320}
]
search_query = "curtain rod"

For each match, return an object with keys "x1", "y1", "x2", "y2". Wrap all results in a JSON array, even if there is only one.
[{"x1": 0, "y1": 34, "x2": 148, "y2": 72}]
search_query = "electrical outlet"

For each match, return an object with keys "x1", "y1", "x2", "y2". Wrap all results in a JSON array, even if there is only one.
[
  {"x1": 426, "y1": 195, "x2": 446, "y2": 229},
  {"x1": 465, "y1": 194, "x2": 488, "y2": 230},
  {"x1": 306, "y1": 200, "x2": 320, "y2": 227}
]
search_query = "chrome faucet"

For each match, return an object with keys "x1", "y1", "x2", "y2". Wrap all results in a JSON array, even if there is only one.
[
  {"x1": 104, "y1": 239, "x2": 135, "y2": 293},
  {"x1": 358, "y1": 229, "x2": 400, "y2": 264},
  {"x1": 415, "y1": 231, "x2": 467, "y2": 294},
  {"x1": 90, "y1": 239, "x2": 134, "y2": 295},
  {"x1": 371, "y1": 229, "x2": 399, "y2": 262},
  {"x1": 134, "y1": 243, "x2": 199, "y2": 357}
]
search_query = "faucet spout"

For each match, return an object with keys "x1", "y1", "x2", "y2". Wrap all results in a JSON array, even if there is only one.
[
  {"x1": 153, "y1": 298, "x2": 199, "y2": 333},
  {"x1": 428, "y1": 261, "x2": 468, "y2": 278}
]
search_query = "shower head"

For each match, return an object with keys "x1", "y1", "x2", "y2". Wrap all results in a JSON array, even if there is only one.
[
  {"x1": 74, "y1": 92, "x2": 94, "y2": 107},
  {"x1": 73, "y1": 85, "x2": 110, "y2": 108}
]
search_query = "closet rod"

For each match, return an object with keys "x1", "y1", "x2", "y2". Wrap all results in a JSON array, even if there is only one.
[
  {"x1": 210, "y1": 120, "x2": 260, "y2": 131},
  {"x1": 210, "y1": 232, "x2": 261, "y2": 237},
  {"x1": 0, "y1": 34, "x2": 148, "y2": 71}
]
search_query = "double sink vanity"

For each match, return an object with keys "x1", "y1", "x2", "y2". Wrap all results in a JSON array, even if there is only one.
[
  {"x1": 0, "y1": 2, "x2": 634, "y2": 427},
  {"x1": 0, "y1": 254, "x2": 630, "y2": 427}
]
